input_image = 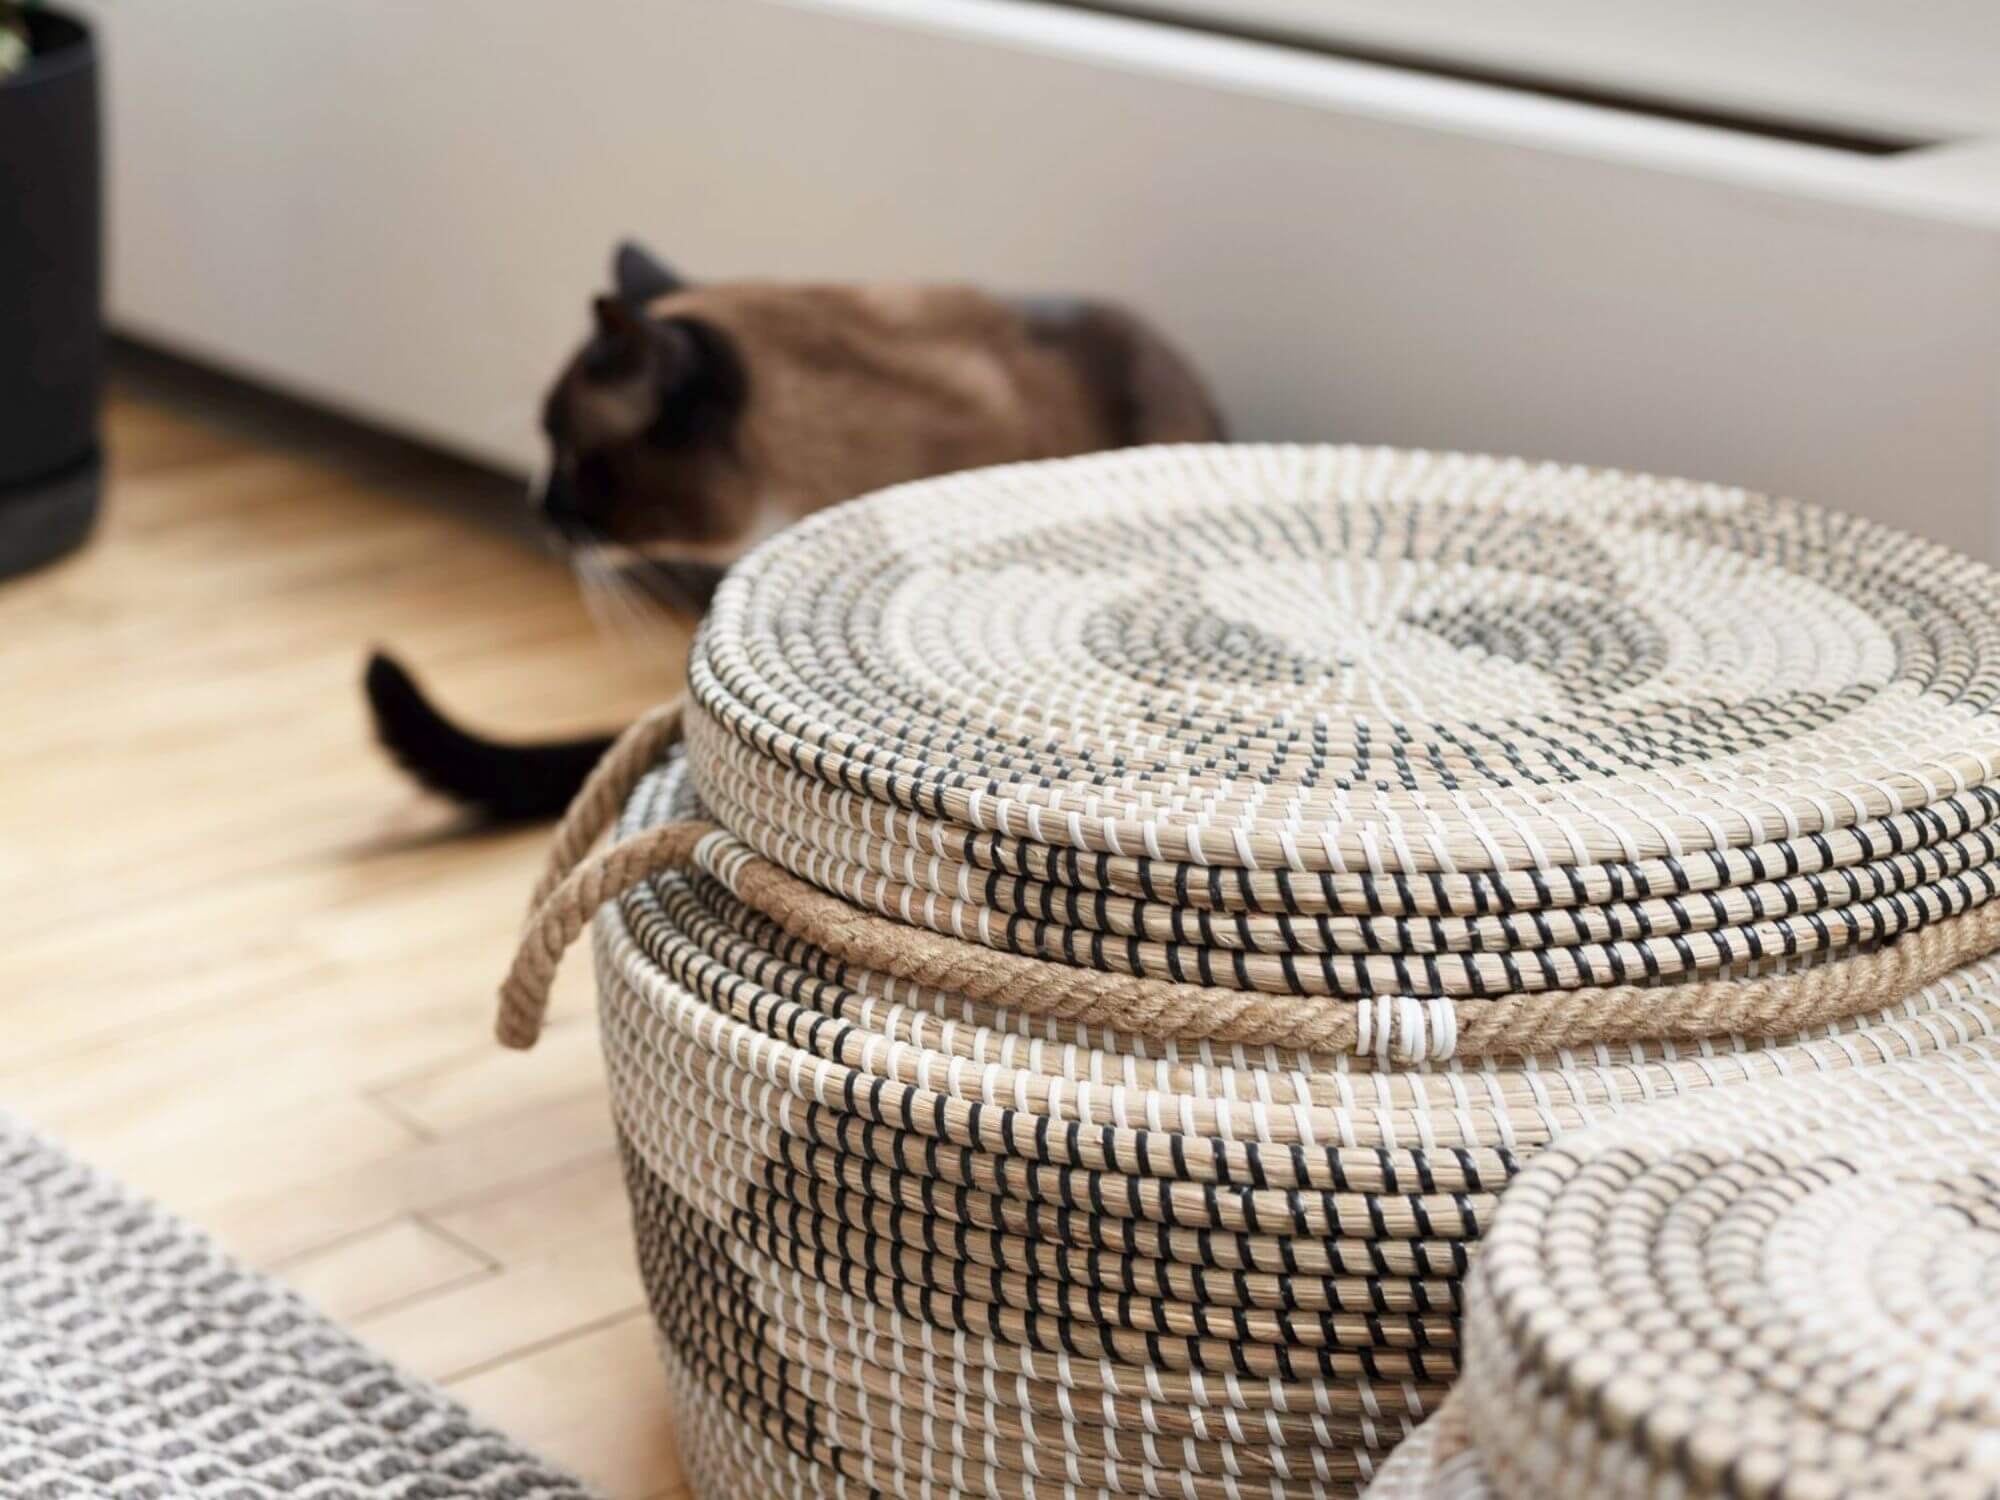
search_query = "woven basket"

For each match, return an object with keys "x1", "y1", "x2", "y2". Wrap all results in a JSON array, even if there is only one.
[
  {"x1": 498, "y1": 446, "x2": 2000, "y2": 1499},
  {"x1": 1361, "y1": 1037, "x2": 2000, "y2": 1499}
]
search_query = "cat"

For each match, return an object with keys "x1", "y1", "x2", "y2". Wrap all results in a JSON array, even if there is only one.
[{"x1": 367, "y1": 240, "x2": 1224, "y2": 820}]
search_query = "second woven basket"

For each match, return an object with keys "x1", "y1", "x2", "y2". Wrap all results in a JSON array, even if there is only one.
[
  {"x1": 1360, "y1": 1037, "x2": 2000, "y2": 1499},
  {"x1": 500, "y1": 445, "x2": 2000, "y2": 1499}
]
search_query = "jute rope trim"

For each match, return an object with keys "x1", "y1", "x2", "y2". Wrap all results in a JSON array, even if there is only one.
[
  {"x1": 523, "y1": 696, "x2": 685, "y2": 917},
  {"x1": 630, "y1": 850, "x2": 2000, "y2": 1122},
  {"x1": 499, "y1": 708, "x2": 2000, "y2": 1057},
  {"x1": 689, "y1": 764, "x2": 2000, "y2": 999},
  {"x1": 613, "y1": 800, "x2": 2000, "y2": 1126}
]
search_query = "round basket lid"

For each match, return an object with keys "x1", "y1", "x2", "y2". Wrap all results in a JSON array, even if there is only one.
[
  {"x1": 1436, "y1": 1038, "x2": 2000, "y2": 1499},
  {"x1": 690, "y1": 445, "x2": 2000, "y2": 877}
]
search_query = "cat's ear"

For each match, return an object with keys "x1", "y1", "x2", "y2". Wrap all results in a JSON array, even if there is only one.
[
  {"x1": 583, "y1": 303, "x2": 729, "y2": 405},
  {"x1": 585, "y1": 295, "x2": 649, "y2": 376},
  {"x1": 589, "y1": 297, "x2": 702, "y2": 383},
  {"x1": 613, "y1": 240, "x2": 685, "y2": 306},
  {"x1": 593, "y1": 294, "x2": 644, "y2": 341}
]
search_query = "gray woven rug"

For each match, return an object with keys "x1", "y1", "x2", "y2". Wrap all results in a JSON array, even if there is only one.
[{"x1": 0, "y1": 1116, "x2": 601, "y2": 1499}]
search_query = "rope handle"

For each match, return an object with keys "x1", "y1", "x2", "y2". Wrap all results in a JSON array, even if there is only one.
[
  {"x1": 498, "y1": 697, "x2": 687, "y2": 1047},
  {"x1": 499, "y1": 817, "x2": 717, "y2": 1047},
  {"x1": 497, "y1": 701, "x2": 2000, "y2": 1055},
  {"x1": 523, "y1": 697, "x2": 686, "y2": 918}
]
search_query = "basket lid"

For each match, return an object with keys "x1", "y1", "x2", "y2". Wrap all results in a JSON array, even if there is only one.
[{"x1": 691, "y1": 445, "x2": 2000, "y2": 876}]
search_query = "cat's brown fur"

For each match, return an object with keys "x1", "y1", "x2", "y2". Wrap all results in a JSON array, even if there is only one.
[
  {"x1": 539, "y1": 248, "x2": 1221, "y2": 570},
  {"x1": 369, "y1": 242, "x2": 1224, "y2": 820}
]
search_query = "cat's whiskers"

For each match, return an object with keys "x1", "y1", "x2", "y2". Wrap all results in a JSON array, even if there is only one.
[
  {"x1": 600, "y1": 537, "x2": 696, "y2": 640},
  {"x1": 601, "y1": 550, "x2": 680, "y2": 649},
  {"x1": 564, "y1": 527, "x2": 635, "y2": 641},
  {"x1": 584, "y1": 556, "x2": 652, "y2": 645},
  {"x1": 569, "y1": 548, "x2": 626, "y2": 643},
  {"x1": 598, "y1": 540, "x2": 728, "y2": 619},
  {"x1": 567, "y1": 529, "x2": 681, "y2": 652}
]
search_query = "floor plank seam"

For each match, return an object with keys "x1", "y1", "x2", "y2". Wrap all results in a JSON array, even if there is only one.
[{"x1": 438, "y1": 1305, "x2": 652, "y2": 1386}]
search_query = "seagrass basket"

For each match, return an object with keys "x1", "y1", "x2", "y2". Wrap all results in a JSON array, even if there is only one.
[
  {"x1": 499, "y1": 446, "x2": 2000, "y2": 1499},
  {"x1": 1361, "y1": 1037, "x2": 2000, "y2": 1499}
]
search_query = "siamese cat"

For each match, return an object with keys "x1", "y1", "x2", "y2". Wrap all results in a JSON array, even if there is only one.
[{"x1": 368, "y1": 241, "x2": 1224, "y2": 820}]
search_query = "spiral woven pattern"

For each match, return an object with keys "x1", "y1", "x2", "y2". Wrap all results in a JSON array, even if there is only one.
[
  {"x1": 601, "y1": 760, "x2": 2000, "y2": 1500},
  {"x1": 686, "y1": 445, "x2": 2000, "y2": 1015},
  {"x1": 1361, "y1": 1039, "x2": 2000, "y2": 1499},
  {"x1": 545, "y1": 445, "x2": 2000, "y2": 1498}
]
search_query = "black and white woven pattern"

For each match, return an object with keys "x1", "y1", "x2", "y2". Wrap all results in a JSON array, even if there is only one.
[
  {"x1": 601, "y1": 761, "x2": 2000, "y2": 1500},
  {"x1": 566, "y1": 444, "x2": 2000, "y2": 1498},
  {"x1": 1360, "y1": 1038, "x2": 2000, "y2": 1499},
  {"x1": 685, "y1": 445, "x2": 2000, "y2": 1025},
  {"x1": 0, "y1": 1115, "x2": 597, "y2": 1500}
]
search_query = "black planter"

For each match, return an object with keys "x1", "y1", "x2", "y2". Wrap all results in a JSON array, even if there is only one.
[{"x1": 0, "y1": 7, "x2": 101, "y2": 580}]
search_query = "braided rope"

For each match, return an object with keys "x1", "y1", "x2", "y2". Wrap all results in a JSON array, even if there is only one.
[
  {"x1": 499, "y1": 819, "x2": 717, "y2": 1047},
  {"x1": 498, "y1": 801, "x2": 2000, "y2": 1054},
  {"x1": 524, "y1": 697, "x2": 685, "y2": 918},
  {"x1": 497, "y1": 698, "x2": 690, "y2": 1047}
]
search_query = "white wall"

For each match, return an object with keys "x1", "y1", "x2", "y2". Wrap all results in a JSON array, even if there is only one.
[{"x1": 79, "y1": 0, "x2": 2000, "y2": 557}]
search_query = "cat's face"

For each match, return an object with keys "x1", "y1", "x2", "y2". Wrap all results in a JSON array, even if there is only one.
[
  {"x1": 534, "y1": 241, "x2": 1223, "y2": 617},
  {"x1": 535, "y1": 245, "x2": 754, "y2": 610}
]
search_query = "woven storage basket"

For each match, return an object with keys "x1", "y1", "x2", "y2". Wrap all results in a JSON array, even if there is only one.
[
  {"x1": 498, "y1": 446, "x2": 2000, "y2": 1499},
  {"x1": 1360, "y1": 1037, "x2": 2000, "y2": 1499}
]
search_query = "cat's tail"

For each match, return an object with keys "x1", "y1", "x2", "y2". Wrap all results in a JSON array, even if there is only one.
[{"x1": 365, "y1": 651, "x2": 614, "y2": 821}]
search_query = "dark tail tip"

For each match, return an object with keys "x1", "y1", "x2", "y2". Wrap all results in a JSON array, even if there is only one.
[
  {"x1": 364, "y1": 649, "x2": 615, "y2": 823},
  {"x1": 364, "y1": 649, "x2": 429, "y2": 739}
]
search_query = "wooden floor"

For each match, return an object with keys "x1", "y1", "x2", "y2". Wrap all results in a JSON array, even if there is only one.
[{"x1": 0, "y1": 353, "x2": 694, "y2": 1498}]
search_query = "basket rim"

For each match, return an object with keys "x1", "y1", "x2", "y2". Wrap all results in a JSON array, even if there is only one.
[{"x1": 691, "y1": 443, "x2": 2000, "y2": 878}]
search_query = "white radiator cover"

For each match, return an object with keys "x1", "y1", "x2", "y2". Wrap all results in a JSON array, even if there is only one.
[
  {"x1": 1084, "y1": 1, "x2": 2000, "y2": 142},
  {"x1": 77, "y1": 0, "x2": 2000, "y2": 558}
]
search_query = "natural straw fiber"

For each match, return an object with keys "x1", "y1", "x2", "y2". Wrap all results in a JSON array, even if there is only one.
[
  {"x1": 1357, "y1": 1405, "x2": 1484, "y2": 1500},
  {"x1": 499, "y1": 445, "x2": 2000, "y2": 1498},
  {"x1": 586, "y1": 761, "x2": 2000, "y2": 1499},
  {"x1": 690, "y1": 446, "x2": 2000, "y2": 866},
  {"x1": 1361, "y1": 1038, "x2": 2000, "y2": 1499}
]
